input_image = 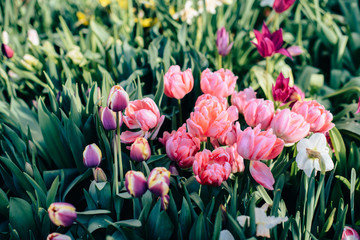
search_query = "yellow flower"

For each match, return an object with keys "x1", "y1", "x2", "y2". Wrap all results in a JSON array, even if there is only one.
[
  {"x1": 169, "y1": 6, "x2": 176, "y2": 16},
  {"x1": 117, "y1": 0, "x2": 128, "y2": 9},
  {"x1": 99, "y1": 0, "x2": 111, "y2": 7},
  {"x1": 76, "y1": 11, "x2": 89, "y2": 26},
  {"x1": 134, "y1": 17, "x2": 158, "y2": 28}
]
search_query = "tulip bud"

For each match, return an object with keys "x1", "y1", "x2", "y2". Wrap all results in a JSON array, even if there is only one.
[
  {"x1": 273, "y1": 0, "x2": 296, "y2": 13},
  {"x1": 28, "y1": 28, "x2": 40, "y2": 46},
  {"x1": 2, "y1": 31, "x2": 9, "y2": 44},
  {"x1": 48, "y1": 202, "x2": 77, "y2": 227},
  {"x1": 83, "y1": 143, "x2": 102, "y2": 168},
  {"x1": 342, "y1": 226, "x2": 360, "y2": 240},
  {"x1": 1, "y1": 43, "x2": 14, "y2": 59},
  {"x1": 168, "y1": 163, "x2": 179, "y2": 176},
  {"x1": 66, "y1": 46, "x2": 86, "y2": 66},
  {"x1": 25, "y1": 162, "x2": 34, "y2": 177},
  {"x1": 107, "y1": 85, "x2": 129, "y2": 112},
  {"x1": 99, "y1": 106, "x2": 122, "y2": 131},
  {"x1": 47, "y1": 233, "x2": 72, "y2": 240},
  {"x1": 147, "y1": 167, "x2": 171, "y2": 197},
  {"x1": 160, "y1": 194, "x2": 170, "y2": 210},
  {"x1": 216, "y1": 27, "x2": 233, "y2": 56},
  {"x1": 125, "y1": 170, "x2": 147, "y2": 198},
  {"x1": 28, "y1": 140, "x2": 37, "y2": 156},
  {"x1": 93, "y1": 167, "x2": 107, "y2": 182},
  {"x1": 272, "y1": 73, "x2": 291, "y2": 103},
  {"x1": 130, "y1": 137, "x2": 151, "y2": 162}
]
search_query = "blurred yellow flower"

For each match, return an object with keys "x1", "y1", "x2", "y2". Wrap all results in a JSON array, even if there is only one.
[
  {"x1": 99, "y1": 0, "x2": 111, "y2": 7},
  {"x1": 169, "y1": 6, "x2": 175, "y2": 16},
  {"x1": 141, "y1": 0, "x2": 155, "y2": 9},
  {"x1": 134, "y1": 17, "x2": 158, "y2": 28},
  {"x1": 117, "y1": 0, "x2": 128, "y2": 9},
  {"x1": 76, "y1": 11, "x2": 89, "y2": 26}
]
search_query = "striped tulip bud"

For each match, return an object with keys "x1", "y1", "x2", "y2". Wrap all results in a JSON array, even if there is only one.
[
  {"x1": 161, "y1": 194, "x2": 170, "y2": 210},
  {"x1": 48, "y1": 202, "x2": 77, "y2": 227},
  {"x1": 147, "y1": 167, "x2": 171, "y2": 197},
  {"x1": 93, "y1": 167, "x2": 107, "y2": 182},
  {"x1": 47, "y1": 233, "x2": 71, "y2": 240},
  {"x1": 107, "y1": 85, "x2": 129, "y2": 112},
  {"x1": 1, "y1": 43, "x2": 14, "y2": 59},
  {"x1": 99, "y1": 106, "x2": 122, "y2": 131},
  {"x1": 130, "y1": 137, "x2": 151, "y2": 162},
  {"x1": 83, "y1": 143, "x2": 102, "y2": 168},
  {"x1": 125, "y1": 170, "x2": 147, "y2": 198},
  {"x1": 342, "y1": 226, "x2": 360, "y2": 240}
]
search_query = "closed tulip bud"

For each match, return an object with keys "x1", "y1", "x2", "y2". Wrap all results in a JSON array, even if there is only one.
[
  {"x1": 28, "y1": 28, "x2": 40, "y2": 46},
  {"x1": 216, "y1": 27, "x2": 234, "y2": 56},
  {"x1": 47, "y1": 233, "x2": 71, "y2": 240},
  {"x1": 148, "y1": 167, "x2": 171, "y2": 197},
  {"x1": 25, "y1": 162, "x2": 34, "y2": 177},
  {"x1": 107, "y1": 85, "x2": 129, "y2": 112},
  {"x1": 169, "y1": 163, "x2": 179, "y2": 176},
  {"x1": 1, "y1": 43, "x2": 14, "y2": 59},
  {"x1": 125, "y1": 170, "x2": 147, "y2": 198},
  {"x1": 48, "y1": 202, "x2": 77, "y2": 227},
  {"x1": 272, "y1": 73, "x2": 291, "y2": 103},
  {"x1": 130, "y1": 137, "x2": 151, "y2": 162},
  {"x1": 93, "y1": 167, "x2": 107, "y2": 182},
  {"x1": 99, "y1": 106, "x2": 122, "y2": 131},
  {"x1": 161, "y1": 194, "x2": 170, "y2": 210},
  {"x1": 342, "y1": 226, "x2": 360, "y2": 240},
  {"x1": 83, "y1": 143, "x2": 102, "y2": 168},
  {"x1": 164, "y1": 65, "x2": 194, "y2": 99}
]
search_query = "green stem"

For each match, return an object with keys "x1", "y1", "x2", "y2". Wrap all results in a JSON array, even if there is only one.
[
  {"x1": 113, "y1": 133, "x2": 119, "y2": 195},
  {"x1": 116, "y1": 113, "x2": 123, "y2": 189},
  {"x1": 178, "y1": 99, "x2": 183, "y2": 126},
  {"x1": 75, "y1": 219, "x2": 95, "y2": 240},
  {"x1": 218, "y1": 54, "x2": 222, "y2": 69},
  {"x1": 265, "y1": 57, "x2": 271, "y2": 74}
]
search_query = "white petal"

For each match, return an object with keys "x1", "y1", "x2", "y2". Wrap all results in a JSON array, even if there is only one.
[
  {"x1": 256, "y1": 224, "x2": 271, "y2": 238},
  {"x1": 295, "y1": 150, "x2": 308, "y2": 168},
  {"x1": 255, "y1": 208, "x2": 268, "y2": 224},
  {"x1": 302, "y1": 159, "x2": 316, "y2": 177},
  {"x1": 309, "y1": 133, "x2": 326, "y2": 149},
  {"x1": 297, "y1": 138, "x2": 310, "y2": 152},
  {"x1": 237, "y1": 216, "x2": 250, "y2": 227},
  {"x1": 219, "y1": 230, "x2": 235, "y2": 240},
  {"x1": 320, "y1": 153, "x2": 334, "y2": 171},
  {"x1": 264, "y1": 216, "x2": 288, "y2": 229}
]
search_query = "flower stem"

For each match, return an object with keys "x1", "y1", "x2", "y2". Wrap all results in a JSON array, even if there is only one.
[
  {"x1": 218, "y1": 54, "x2": 222, "y2": 69},
  {"x1": 116, "y1": 113, "x2": 123, "y2": 189},
  {"x1": 265, "y1": 57, "x2": 270, "y2": 74},
  {"x1": 113, "y1": 133, "x2": 119, "y2": 195},
  {"x1": 75, "y1": 219, "x2": 95, "y2": 240},
  {"x1": 178, "y1": 99, "x2": 183, "y2": 126}
]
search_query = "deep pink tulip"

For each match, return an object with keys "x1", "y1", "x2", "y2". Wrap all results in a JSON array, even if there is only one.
[
  {"x1": 99, "y1": 106, "x2": 122, "y2": 131},
  {"x1": 286, "y1": 85, "x2": 305, "y2": 106},
  {"x1": 148, "y1": 167, "x2": 171, "y2": 197},
  {"x1": 292, "y1": 100, "x2": 334, "y2": 133},
  {"x1": 243, "y1": 99, "x2": 274, "y2": 130},
  {"x1": 355, "y1": 97, "x2": 360, "y2": 114},
  {"x1": 272, "y1": 73, "x2": 291, "y2": 102},
  {"x1": 164, "y1": 65, "x2": 194, "y2": 99},
  {"x1": 83, "y1": 143, "x2": 102, "y2": 168},
  {"x1": 130, "y1": 137, "x2": 151, "y2": 162},
  {"x1": 237, "y1": 125, "x2": 284, "y2": 160},
  {"x1": 193, "y1": 148, "x2": 232, "y2": 186},
  {"x1": 231, "y1": 87, "x2": 257, "y2": 114},
  {"x1": 249, "y1": 161, "x2": 275, "y2": 190},
  {"x1": 200, "y1": 68, "x2": 238, "y2": 98},
  {"x1": 107, "y1": 85, "x2": 129, "y2": 112},
  {"x1": 342, "y1": 226, "x2": 360, "y2": 240},
  {"x1": 270, "y1": 109, "x2": 310, "y2": 144},
  {"x1": 48, "y1": 202, "x2": 77, "y2": 227},
  {"x1": 47, "y1": 233, "x2": 71, "y2": 240},
  {"x1": 251, "y1": 22, "x2": 292, "y2": 59},
  {"x1": 125, "y1": 170, "x2": 148, "y2": 198},
  {"x1": 216, "y1": 27, "x2": 234, "y2": 56},
  {"x1": 273, "y1": 0, "x2": 296, "y2": 13},
  {"x1": 1, "y1": 43, "x2": 14, "y2": 58}
]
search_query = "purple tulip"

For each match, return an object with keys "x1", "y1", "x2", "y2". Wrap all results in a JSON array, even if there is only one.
[
  {"x1": 216, "y1": 27, "x2": 234, "y2": 56},
  {"x1": 272, "y1": 73, "x2": 291, "y2": 102},
  {"x1": 48, "y1": 202, "x2": 77, "y2": 227},
  {"x1": 147, "y1": 167, "x2": 171, "y2": 197},
  {"x1": 161, "y1": 194, "x2": 170, "y2": 210},
  {"x1": 47, "y1": 233, "x2": 72, "y2": 240},
  {"x1": 125, "y1": 170, "x2": 148, "y2": 198},
  {"x1": 273, "y1": 0, "x2": 296, "y2": 13},
  {"x1": 100, "y1": 106, "x2": 122, "y2": 131},
  {"x1": 130, "y1": 137, "x2": 151, "y2": 162},
  {"x1": 342, "y1": 226, "x2": 360, "y2": 240},
  {"x1": 286, "y1": 85, "x2": 304, "y2": 106},
  {"x1": 83, "y1": 143, "x2": 102, "y2": 168},
  {"x1": 251, "y1": 22, "x2": 292, "y2": 59},
  {"x1": 107, "y1": 85, "x2": 129, "y2": 112},
  {"x1": 1, "y1": 43, "x2": 14, "y2": 58}
]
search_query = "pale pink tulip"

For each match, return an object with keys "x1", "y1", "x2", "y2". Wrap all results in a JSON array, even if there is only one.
[
  {"x1": 200, "y1": 68, "x2": 238, "y2": 98},
  {"x1": 213, "y1": 122, "x2": 242, "y2": 147},
  {"x1": 164, "y1": 65, "x2": 194, "y2": 99},
  {"x1": 249, "y1": 161, "x2": 275, "y2": 190},
  {"x1": 292, "y1": 100, "x2": 335, "y2": 133},
  {"x1": 195, "y1": 93, "x2": 228, "y2": 107},
  {"x1": 231, "y1": 87, "x2": 257, "y2": 114},
  {"x1": 243, "y1": 99, "x2": 274, "y2": 130},
  {"x1": 226, "y1": 144, "x2": 245, "y2": 173}
]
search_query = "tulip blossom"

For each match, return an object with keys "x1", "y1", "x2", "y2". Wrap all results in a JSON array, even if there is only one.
[
  {"x1": 226, "y1": 144, "x2": 245, "y2": 173},
  {"x1": 251, "y1": 22, "x2": 292, "y2": 59},
  {"x1": 273, "y1": 0, "x2": 296, "y2": 13},
  {"x1": 287, "y1": 46, "x2": 303, "y2": 57},
  {"x1": 47, "y1": 233, "x2": 72, "y2": 240},
  {"x1": 107, "y1": 85, "x2": 129, "y2": 112},
  {"x1": 286, "y1": 85, "x2": 304, "y2": 106},
  {"x1": 272, "y1": 73, "x2": 291, "y2": 102},
  {"x1": 237, "y1": 125, "x2": 284, "y2": 161},
  {"x1": 187, "y1": 97, "x2": 238, "y2": 140},
  {"x1": 159, "y1": 124, "x2": 200, "y2": 168},
  {"x1": 48, "y1": 202, "x2": 77, "y2": 227},
  {"x1": 200, "y1": 68, "x2": 238, "y2": 98},
  {"x1": 28, "y1": 28, "x2": 40, "y2": 46},
  {"x1": 216, "y1": 27, "x2": 234, "y2": 56},
  {"x1": 125, "y1": 170, "x2": 148, "y2": 198},
  {"x1": 130, "y1": 137, "x2": 151, "y2": 162},
  {"x1": 356, "y1": 97, "x2": 360, "y2": 114},
  {"x1": 243, "y1": 99, "x2": 274, "y2": 130},
  {"x1": 99, "y1": 106, "x2": 122, "y2": 131},
  {"x1": 231, "y1": 87, "x2": 257, "y2": 114},
  {"x1": 296, "y1": 133, "x2": 334, "y2": 177},
  {"x1": 1, "y1": 43, "x2": 14, "y2": 59},
  {"x1": 164, "y1": 65, "x2": 194, "y2": 99},
  {"x1": 292, "y1": 100, "x2": 335, "y2": 133},
  {"x1": 250, "y1": 161, "x2": 275, "y2": 190},
  {"x1": 193, "y1": 148, "x2": 232, "y2": 186},
  {"x1": 195, "y1": 93, "x2": 228, "y2": 108},
  {"x1": 83, "y1": 143, "x2": 102, "y2": 168},
  {"x1": 148, "y1": 167, "x2": 171, "y2": 197},
  {"x1": 342, "y1": 226, "x2": 360, "y2": 240},
  {"x1": 215, "y1": 122, "x2": 242, "y2": 147},
  {"x1": 121, "y1": 97, "x2": 165, "y2": 143},
  {"x1": 270, "y1": 109, "x2": 310, "y2": 145},
  {"x1": 93, "y1": 167, "x2": 107, "y2": 182}
]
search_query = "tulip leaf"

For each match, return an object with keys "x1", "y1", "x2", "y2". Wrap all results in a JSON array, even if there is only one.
[
  {"x1": 88, "y1": 215, "x2": 112, "y2": 233},
  {"x1": 77, "y1": 209, "x2": 111, "y2": 215},
  {"x1": 179, "y1": 197, "x2": 191, "y2": 236}
]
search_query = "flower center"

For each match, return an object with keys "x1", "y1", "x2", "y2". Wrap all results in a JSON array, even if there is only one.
[{"x1": 306, "y1": 148, "x2": 321, "y2": 159}]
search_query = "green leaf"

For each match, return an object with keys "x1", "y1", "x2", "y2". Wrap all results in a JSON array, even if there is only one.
[
  {"x1": 77, "y1": 209, "x2": 111, "y2": 215},
  {"x1": 179, "y1": 197, "x2": 191, "y2": 236},
  {"x1": 212, "y1": 209, "x2": 222, "y2": 240},
  {"x1": 46, "y1": 177, "x2": 59, "y2": 208},
  {"x1": 329, "y1": 127, "x2": 347, "y2": 175},
  {"x1": 88, "y1": 215, "x2": 112, "y2": 233}
]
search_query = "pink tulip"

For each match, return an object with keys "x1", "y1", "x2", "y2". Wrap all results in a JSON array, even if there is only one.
[
  {"x1": 272, "y1": 73, "x2": 291, "y2": 102},
  {"x1": 200, "y1": 68, "x2": 238, "y2": 98},
  {"x1": 125, "y1": 170, "x2": 148, "y2": 198},
  {"x1": 216, "y1": 122, "x2": 242, "y2": 146},
  {"x1": 342, "y1": 226, "x2": 360, "y2": 240},
  {"x1": 130, "y1": 137, "x2": 151, "y2": 162},
  {"x1": 216, "y1": 27, "x2": 234, "y2": 56},
  {"x1": 1, "y1": 43, "x2": 14, "y2": 59},
  {"x1": 270, "y1": 109, "x2": 310, "y2": 144},
  {"x1": 195, "y1": 93, "x2": 228, "y2": 108},
  {"x1": 243, "y1": 99, "x2": 274, "y2": 130},
  {"x1": 273, "y1": 0, "x2": 296, "y2": 13},
  {"x1": 355, "y1": 97, "x2": 360, "y2": 114},
  {"x1": 187, "y1": 97, "x2": 238, "y2": 140},
  {"x1": 47, "y1": 233, "x2": 71, "y2": 240},
  {"x1": 226, "y1": 144, "x2": 245, "y2": 173},
  {"x1": 159, "y1": 124, "x2": 200, "y2": 168},
  {"x1": 121, "y1": 97, "x2": 165, "y2": 143},
  {"x1": 292, "y1": 100, "x2": 334, "y2": 133},
  {"x1": 193, "y1": 148, "x2": 232, "y2": 186},
  {"x1": 249, "y1": 161, "x2": 275, "y2": 190},
  {"x1": 107, "y1": 85, "x2": 129, "y2": 112},
  {"x1": 99, "y1": 106, "x2": 122, "y2": 131},
  {"x1": 164, "y1": 65, "x2": 194, "y2": 99},
  {"x1": 287, "y1": 46, "x2": 303, "y2": 57},
  {"x1": 237, "y1": 125, "x2": 284, "y2": 160},
  {"x1": 231, "y1": 87, "x2": 257, "y2": 114}
]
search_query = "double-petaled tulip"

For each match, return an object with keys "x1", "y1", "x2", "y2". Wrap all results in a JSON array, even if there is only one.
[
  {"x1": 148, "y1": 167, "x2": 171, "y2": 197},
  {"x1": 216, "y1": 27, "x2": 234, "y2": 56},
  {"x1": 226, "y1": 145, "x2": 245, "y2": 173},
  {"x1": 193, "y1": 148, "x2": 232, "y2": 186},
  {"x1": 215, "y1": 122, "x2": 242, "y2": 147},
  {"x1": 231, "y1": 87, "x2": 257, "y2": 114},
  {"x1": 47, "y1": 233, "x2": 71, "y2": 240},
  {"x1": 249, "y1": 161, "x2": 275, "y2": 190},
  {"x1": 159, "y1": 124, "x2": 200, "y2": 168},
  {"x1": 243, "y1": 99, "x2": 274, "y2": 130},
  {"x1": 83, "y1": 143, "x2": 102, "y2": 168},
  {"x1": 99, "y1": 107, "x2": 122, "y2": 131},
  {"x1": 164, "y1": 65, "x2": 194, "y2": 99},
  {"x1": 237, "y1": 125, "x2": 284, "y2": 160},
  {"x1": 200, "y1": 68, "x2": 238, "y2": 98},
  {"x1": 251, "y1": 22, "x2": 292, "y2": 59},
  {"x1": 1, "y1": 43, "x2": 14, "y2": 59},
  {"x1": 270, "y1": 109, "x2": 310, "y2": 144},
  {"x1": 125, "y1": 171, "x2": 148, "y2": 198},
  {"x1": 93, "y1": 167, "x2": 107, "y2": 182},
  {"x1": 195, "y1": 93, "x2": 228, "y2": 107},
  {"x1": 121, "y1": 97, "x2": 165, "y2": 143},
  {"x1": 28, "y1": 28, "x2": 40, "y2": 46},
  {"x1": 272, "y1": 73, "x2": 291, "y2": 102},
  {"x1": 107, "y1": 85, "x2": 129, "y2": 112},
  {"x1": 342, "y1": 226, "x2": 360, "y2": 240},
  {"x1": 292, "y1": 100, "x2": 335, "y2": 133},
  {"x1": 273, "y1": 0, "x2": 296, "y2": 13},
  {"x1": 48, "y1": 202, "x2": 77, "y2": 227},
  {"x1": 130, "y1": 137, "x2": 151, "y2": 162}
]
